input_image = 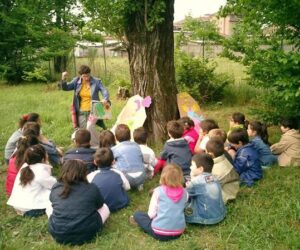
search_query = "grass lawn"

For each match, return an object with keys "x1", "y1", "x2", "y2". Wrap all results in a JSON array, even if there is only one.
[{"x1": 0, "y1": 80, "x2": 299, "y2": 249}]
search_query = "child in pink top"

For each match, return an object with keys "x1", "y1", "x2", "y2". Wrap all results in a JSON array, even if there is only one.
[{"x1": 178, "y1": 117, "x2": 199, "y2": 154}]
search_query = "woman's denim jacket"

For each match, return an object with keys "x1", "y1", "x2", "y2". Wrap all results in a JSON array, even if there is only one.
[{"x1": 185, "y1": 172, "x2": 226, "y2": 225}]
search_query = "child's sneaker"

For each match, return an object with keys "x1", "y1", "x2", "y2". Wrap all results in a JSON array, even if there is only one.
[{"x1": 129, "y1": 215, "x2": 138, "y2": 226}]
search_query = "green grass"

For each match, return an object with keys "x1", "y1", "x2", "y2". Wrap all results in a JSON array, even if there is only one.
[{"x1": 1, "y1": 71, "x2": 299, "y2": 249}]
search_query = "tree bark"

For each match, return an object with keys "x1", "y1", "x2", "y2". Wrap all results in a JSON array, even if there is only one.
[{"x1": 124, "y1": 0, "x2": 178, "y2": 144}]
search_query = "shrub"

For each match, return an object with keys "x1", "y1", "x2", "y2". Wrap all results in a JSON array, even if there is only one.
[{"x1": 175, "y1": 51, "x2": 232, "y2": 103}]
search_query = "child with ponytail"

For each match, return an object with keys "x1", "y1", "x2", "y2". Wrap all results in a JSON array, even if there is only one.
[
  {"x1": 4, "y1": 113, "x2": 40, "y2": 164},
  {"x1": 247, "y1": 121, "x2": 277, "y2": 167},
  {"x1": 6, "y1": 133, "x2": 39, "y2": 197},
  {"x1": 7, "y1": 145, "x2": 56, "y2": 217}
]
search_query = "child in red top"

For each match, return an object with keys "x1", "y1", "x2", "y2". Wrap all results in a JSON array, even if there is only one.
[{"x1": 178, "y1": 117, "x2": 199, "y2": 154}]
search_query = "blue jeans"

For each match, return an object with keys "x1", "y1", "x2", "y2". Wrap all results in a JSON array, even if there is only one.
[{"x1": 133, "y1": 212, "x2": 181, "y2": 241}]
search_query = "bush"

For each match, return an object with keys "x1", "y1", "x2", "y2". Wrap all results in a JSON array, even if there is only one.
[
  {"x1": 22, "y1": 65, "x2": 50, "y2": 82},
  {"x1": 175, "y1": 51, "x2": 232, "y2": 103}
]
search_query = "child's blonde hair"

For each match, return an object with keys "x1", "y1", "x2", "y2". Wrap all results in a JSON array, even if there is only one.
[
  {"x1": 160, "y1": 164, "x2": 183, "y2": 188},
  {"x1": 208, "y1": 128, "x2": 227, "y2": 143}
]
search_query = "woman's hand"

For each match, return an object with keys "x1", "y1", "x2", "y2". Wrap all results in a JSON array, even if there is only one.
[{"x1": 62, "y1": 71, "x2": 68, "y2": 81}]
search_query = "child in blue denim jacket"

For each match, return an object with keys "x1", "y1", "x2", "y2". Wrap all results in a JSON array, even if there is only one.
[
  {"x1": 247, "y1": 121, "x2": 277, "y2": 168},
  {"x1": 111, "y1": 124, "x2": 146, "y2": 189},
  {"x1": 185, "y1": 153, "x2": 226, "y2": 225},
  {"x1": 228, "y1": 128, "x2": 262, "y2": 187}
]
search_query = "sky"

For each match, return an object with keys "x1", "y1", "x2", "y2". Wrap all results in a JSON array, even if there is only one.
[{"x1": 174, "y1": 0, "x2": 227, "y2": 22}]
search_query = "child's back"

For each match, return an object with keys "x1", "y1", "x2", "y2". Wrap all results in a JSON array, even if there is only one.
[
  {"x1": 270, "y1": 118, "x2": 300, "y2": 166},
  {"x1": 185, "y1": 172, "x2": 226, "y2": 224},
  {"x1": 251, "y1": 136, "x2": 277, "y2": 166},
  {"x1": 212, "y1": 155, "x2": 239, "y2": 203},
  {"x1": 234, "y1": 143, "x2": 262, "y2": 186},
  {"x1": 88, "y1": 148, "x2": 130, "y2": 212}
]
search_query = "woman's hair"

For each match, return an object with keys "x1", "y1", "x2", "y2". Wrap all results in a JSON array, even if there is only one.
[
  {"x1": 19, "y1": 113, "x2": 40, "y2": 128},
  {"x1": 94, "y1": 148, "x2": 114, "y2": 168},
  {"x1": 78, "y1": 65, "x2": 91, "y2": 75},
  {"x1": 20, "y1": 145, "x2": 47, "y2": 187},
  {"x1": 160, "y1": 164, "x2": 183, "y2": 188},
  {"x1": 178, "y1": 117, "x2": 194, "y2": 129},
  {"x1": 22, "y1": 122, "x2": 40, "y2": 137},
  {"x1": 58, "y1": 160, "x2": 88, "y2": 198},
  {"x1": 133, "y1": 127, "x2": 148, "y2": 144},
  {"x1": 200, "y1": 119, "x2": 219, "y2": 133},
  {"x1": 248, "y1": 121, "x2": 269, "y2": 145},
  {"x1": 99, "y1": 130, "x2": 116, "y2": 148},
  {"x1": 75, "y1": 129, "x2": 91, "y2": 148},
  {"x1": 167, "y1": 120, "x2": 184, "y2": 139},
  {"x1": 115, "y1": 124, "x2": 131, "y2": 142},
  {"x1": 228, "y1": 128, "x2": 249, "y2": 145},
  {"x1": 14, "y1": 134, "x2": 39, "y2": 168}
]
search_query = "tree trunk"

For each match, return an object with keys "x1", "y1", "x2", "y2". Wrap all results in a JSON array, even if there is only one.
[
  {"x1": 54, "y1": 55, "x2": 68, "y2": 73},
  {"x1": 124, "y1": 0, "x2": 178, "y2": 144}
]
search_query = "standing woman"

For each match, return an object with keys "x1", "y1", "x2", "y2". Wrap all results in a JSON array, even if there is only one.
[{"x1": 59, "y1": 65, "x2": 111, "y2": 129}]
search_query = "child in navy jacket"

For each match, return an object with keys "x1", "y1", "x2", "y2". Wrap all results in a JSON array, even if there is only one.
[
  {"x1": 87, "y1": 148, "x2": 130, "y2": 212},
  {"x1": 228, "y1": 128, "x2": 262, "y2": 187}
]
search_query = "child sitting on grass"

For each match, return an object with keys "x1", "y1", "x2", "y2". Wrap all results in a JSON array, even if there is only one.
[
  {"x1": 48, "y1": 159, "x2": 110, "y2": 245},
  {"x1": 111, "y1": 124, "x2": 146, "y2": 190},
  {"x1": 7, "y1": 145, "x2": 56, "y2": 217},
  {"x1": 63, "y1": 129, "x2": 97, "y2": 174},
  {"x1": 247, "y1": 121, "x2": 277, "y2": 168},
  {"x1": 185, "y1": 153, "x2": 226, "y2": 225},
  {"x1": 206, "y1": 138, "x2": 240, "y2": 203},
  {"x1": 133, "y1": 127, "x2": 157, "y2": 178},
  {"x1": 6, "y1": 133, "x2": 39, "y2": 197},
  {"x1": 4, "y1": 113, "x2": 40, "y2": 164},
  {"x1": 227, "y1": 112, "x2": 247, "y2": 136},
  {"x1": 154, "y1": 120, "x2": 192, "y2": 179},
  {"x1": 99, "y1": 130, "x2": 116, "y2": 148},
  {"x1": 87, "y1": 148, "x2": 130, "y2": 212},
  {"x1": 194, "y1": 119, "x2": 219, "y2": 154},
  {"x1": 178, "y1": 116, "x2": 199, "y2": 154},
  {"x1": 228, "y1": 128, "x2": 262, "y2": 187},
  {"x1": 271, "y1": 117, "x2": 300, "y2": 166},
  {"x1": 131, "y1": 164, "x2": 188, "y2": 241},
  {"x1": 208, "y1": 128, "x2": 233, "y2": 164}
]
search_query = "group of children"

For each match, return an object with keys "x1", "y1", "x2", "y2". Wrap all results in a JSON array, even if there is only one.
[{"x1": 4, "y1": 112, "x2": 300, "y2": 245}]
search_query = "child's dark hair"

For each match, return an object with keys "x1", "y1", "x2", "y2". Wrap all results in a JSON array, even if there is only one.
[
  {"x1": 15, "y1": 135, "x2": 39, "y2": 168},
  {"x1": 231, "y1": 112, "x2": 246, "y2": 126},
  {"x1": 22, "y1": 122, "x2": 40, "y2": 137},
  {"x1": 19, "y1": 113, "x2": 40, "y2": 128},
  {"x1": 133, "y1": 127, "x2": 148, "y2": 144},
  {"x1": 78, "y1": 65, "x2": 91, "y2": 75},
  {"x1": 228, "y1": 128, "x2": 249, "y2": 145},
  {"x1": 178, "y1": 117, "x2": 194, "y2": 129},
  {"x1": 58, "y1": 160, "x2": 87, "y2": 198},
  {"x1": 206, "y1": 138, "x2": 225, "y2": 158},
  {"x1": 167, "y1": 120, "x2": 184, "y2": 139},
  {"x1": 192, "y1": 153, "x2": 214, "y2": 173},
  {"x1": 200, "y1": 119, "x2": 219, "y2": 134},
  {"x1": 99, "y1": 130, "x2": 116, "y2": 148},
  {"x1": 75, "y1": 129, "x2": 91, "y2": 148},
  {"x1": 115, "y1": 124, "x2": 131, "y2": 142},
  {"x1": 94, "y1": 148, "x2": 114, "y2": 168},
  {"x1": 248, "y1": 121, "x2": 269, "y2": 145},
  {"x1": 20, "y1": 145, "x2": 47, "y2": 187},
  {"x1": 280, "y1": 117, "x2": 298, "y2": 130}
]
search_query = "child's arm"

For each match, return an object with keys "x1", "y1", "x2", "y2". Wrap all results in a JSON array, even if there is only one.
[
  {"x1": 111, "y1": 168, "x2": 131, "y2": 191},
  {"x1": 233, "y1": 154, "x2": 248, "y2": 174},
  {"x1": 148, "y1": 188, "x2": 159, "y2": 219},
  {"x1": 270, "y1": 136, "x2": 289, "y2": 154}
]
